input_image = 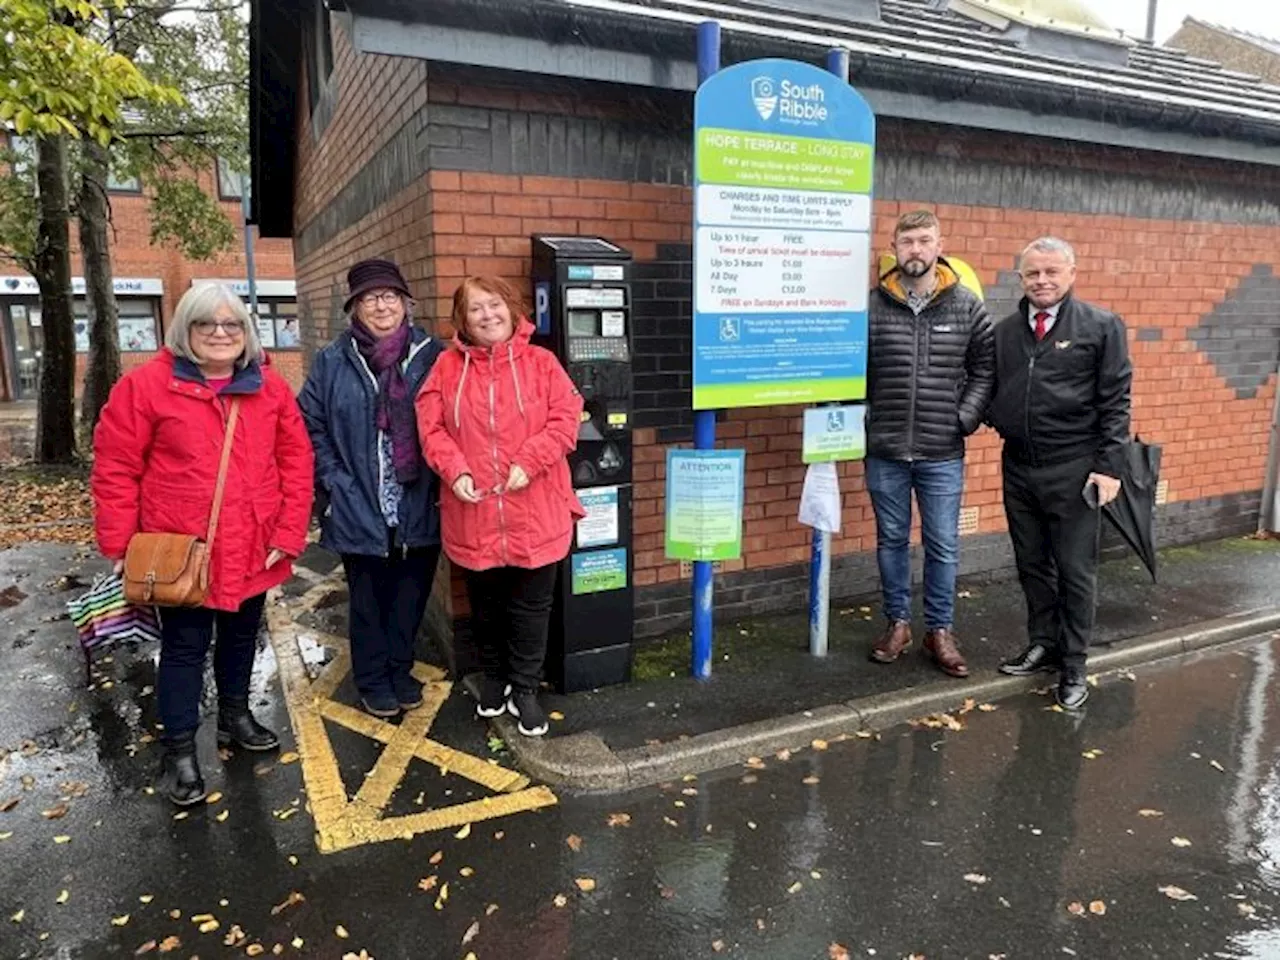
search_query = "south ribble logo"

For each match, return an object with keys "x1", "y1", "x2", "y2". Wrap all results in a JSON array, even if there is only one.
[{"x1": 751, "y1": 77, "x2": 777, "y2": 121}]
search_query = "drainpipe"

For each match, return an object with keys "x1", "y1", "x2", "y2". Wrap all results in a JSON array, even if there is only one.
[{"x1": 1261, "y1": 358, "x2": 1280, "y2": 534}]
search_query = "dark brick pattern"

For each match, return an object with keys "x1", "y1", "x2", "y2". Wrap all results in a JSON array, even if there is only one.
[
  {"x1": 631, "y1": 245, "x2": 694, "y2": 442},
  {"x1": 631, "y1": 489, "x2": 1263, "y2": 637},
  {"x1": 1188, "y1": 264, "x2": 1280, "y2": 400}
]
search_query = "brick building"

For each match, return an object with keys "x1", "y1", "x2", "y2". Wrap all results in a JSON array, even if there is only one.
[
  {"x1": 1167, "y1": 18, "x2": 1280, "y2": 86},
  {"x1": 250, "y1": 0, "x2": 1280, "y2": 639},
  {"x1": 0, "y1": 146, "x2": 301, "y2": 402}
]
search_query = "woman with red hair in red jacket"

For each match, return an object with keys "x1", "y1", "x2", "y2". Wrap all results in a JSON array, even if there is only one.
[
  {"x1": 416, "y1": 276, "x2": 583, "y2": 737},
  {"x1": 92, "y1": 283, "x2": 314, "y2": 805}
]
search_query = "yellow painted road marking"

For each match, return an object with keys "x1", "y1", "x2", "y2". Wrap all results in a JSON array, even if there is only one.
[{"x1": 265, "y1": 580, "x2": 555, "y2": 853}]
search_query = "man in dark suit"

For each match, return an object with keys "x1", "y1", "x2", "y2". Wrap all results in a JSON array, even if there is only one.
[{"x1": 986, "y1": 237, "x2": 1132, "y2": 709}]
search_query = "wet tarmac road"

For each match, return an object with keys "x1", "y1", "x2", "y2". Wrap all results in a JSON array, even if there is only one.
[{"x1": 5, "y1": 550, "x2": 1280, "y2": 960}]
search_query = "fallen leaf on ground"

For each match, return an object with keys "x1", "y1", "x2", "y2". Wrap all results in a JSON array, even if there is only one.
[
  {"x1": 787, "y1": 881, "x2": 803, "y2": 894},
  {"x1": 53, "y1": 835, "x2": 71, "y2": 843},
  {"x1": 434, "y1": 883, "x2": 449, "y2": 910},
  {"x1": 775, "y1": 749, "x2": 792, "y2": 761},
  {"x1": 56, "y1": 890, "x2": 69, "y2": 904},
  {"x1": 1081, "y1": 749, "x2": 1103, "y2": 760},
  {"x1": 553, "y1": 894, "x2": 568, "y2": 908},
  {"x1": 1159, "y1": 885, "x2": 1197, "y2": 901},
  {"x1": 454, "y1": 823, "x2": 472, "y2": 840},
  {"x1": 205, "y1": 792, "x2": 223, "y2": 805},
  {"x1": 964, "y1": 874, "x2": 989, "y2": 885},
  {"x1": 215, "y1": 810, "x2": 229, "y2": 823},
  {"x1": 712, "y1": 940, "x2": 726, "y2": 953},
  {"x1": 197, "y1": 919, "x2": 218, "y2": 933},
  {"x1": 854, "y1": 730, "x2": 875, "y2": 738},
  {"x1": 278, "y1": 752, "x2": 299, "y2": 764},
  {"x1": 459, "y1": 867, "x2": 475, "y2": 878},
  {"x1": 462, "y1": 921, "x2": 480, "y2": 945},
  {"x1": 173, "y1": 812, "x2": 189, "y2": 821},
  {"x1": 245, "y1": 944, "x2": 265, "y2": 957},
  {"x1": 828, "y1": 944, "x2": 851, "y2": 960},
  {"x1": 607, "y1": 813, "x2": 631, "y2": 827},
  {"x1": 429, "y1": 850, "x2": 444, "y2": 864},
  {"x1": 745, "y1": 757, "x2": 766, "y2": 769},
  {"x1": 0, "y1": 797, "x2": 19, "y2": 812},
  {"x1": 10, "y1": 909, "x2": 23, "y2": 923},
  {"x1": 418, "y1": 877, "x2": 438, "y2": 892},
  {"x1": 548, "y1": 711, "x2": 565, "y2": 721},
  {"x1": 139, "y1": 895, "x2": 154, "y2": 904},
  {"x1": 811, "y1": 739, "x2": 829, "y2": 751},
  {"x1": 1138, "y1": 808, "x2": 1164, "y2": 818},
  {"x1": 271, "y1": 891, "x2": 305, "y2": 916},
  {"x1": 291, "y1": 938, "x2": 304, "y2": 949},
  {"x1": 334, "y1": 925, "x2": 349, "y2": 938},
  {"x1": 658, "y1": 885, "x2": 676, "y2": 899},
  {"x1": 42, "y1": 803, "x2": 70, "y2": 820},
  {"x1": 575, "y1": 878, "x2": 597, "y2": 893},
  {"x1": 158, "y1": 936, "x2": 181, "y2": 953},
  {"x1": 1067, "y1": 902, "x2": 1086, "y2": 916},
  {"x1": 0, "y1": 832, "x2": 12, "y2": 840},
  {"x1": 740, "y1": 774, "x2": 758, "y2": 784},
  {"x1": 565, "y1": 834, "x2": 583, "y2": 852},
  {"x1": 1090, "y1": 901, "x2": 1107, "y2": 915},
  {"x1": 485, "y1": 904, "x2": 499, "y2": 916},
  {"x1": 133, "y1": 940, "x2": 157, "y2": 955},
  {"x1": 802, "y1": 776, "x2": 820, "y2": 785},
  {"x1": 1209, "y1": 760, "x2": 1225, "y2": 772},
  {"x1": 978, "y1": 703, "x2": 998, "y2": 712},
  {"x1": 959, "y1": 698, "x2": 977, "y2": 715},
  {"x1": 1239, "y1": 902, "x2": 1257, "y2": 917},
  {"x1": 1171, "y1": 837, "x2": 1192, "y2": 847}
]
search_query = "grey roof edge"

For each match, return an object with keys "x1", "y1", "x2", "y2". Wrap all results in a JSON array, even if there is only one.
[{"x1": 346, "y1": 6, "x2": 1280, "y2": 166}]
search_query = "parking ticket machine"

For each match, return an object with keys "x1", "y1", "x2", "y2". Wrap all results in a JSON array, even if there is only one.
[{"x1": 531, "y1": 235, "x2": 634, "y2": 693}]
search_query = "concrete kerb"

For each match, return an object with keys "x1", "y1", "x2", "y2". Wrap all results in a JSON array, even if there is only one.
[{"x1": 498, "y1": 608, "x2": 1280, "y2": 793}]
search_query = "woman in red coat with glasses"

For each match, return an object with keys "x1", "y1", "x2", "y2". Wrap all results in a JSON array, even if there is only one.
[{"x1": 416, "y1": 276, "x2": 584, "y2": 737}]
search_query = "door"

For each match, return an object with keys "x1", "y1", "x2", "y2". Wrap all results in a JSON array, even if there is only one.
[{"x1": 2, "y1": 300, "x2": 42, "y2": 401}]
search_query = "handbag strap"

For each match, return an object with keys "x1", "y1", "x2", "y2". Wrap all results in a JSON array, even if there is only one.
[{"x1": 200, "y1": 399, "x2": 241, "y2": 587}]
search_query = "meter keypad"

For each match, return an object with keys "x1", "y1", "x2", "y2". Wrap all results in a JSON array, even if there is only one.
[{"x1": 568, "y1": 338, "x2": 630, "y2": 362}]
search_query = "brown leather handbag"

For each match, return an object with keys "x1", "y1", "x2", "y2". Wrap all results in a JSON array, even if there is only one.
[{"x1": 123, "y1": 400, "x2": 240, "y2": 607}]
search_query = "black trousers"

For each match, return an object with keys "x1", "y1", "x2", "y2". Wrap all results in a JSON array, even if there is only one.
[
  {"x1": 157, "y1": 593, "x2": 267, "y2": 738},
  {"x1": 463, "y1": 563, "x2": 558, "y2": 694},
  {"x1": 341, "y1": 535, "x2": 441, "y2": 697},
  {"x1": 1002, "y1": 454, "x2": 1101, "y2": 670}
]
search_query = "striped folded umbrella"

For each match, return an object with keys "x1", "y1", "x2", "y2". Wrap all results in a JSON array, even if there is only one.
[{"x1": 66, "y1": 573, "x2": 161, "y2": 651}]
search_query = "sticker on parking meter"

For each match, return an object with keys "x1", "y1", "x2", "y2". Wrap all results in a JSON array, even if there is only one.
[
  {"x1": 693, "y1": 58, "x2": 875, "y2": 410},
  {"x1": 571, "y1": 549, "x2": 628, "y2": 594},
  {"x1": 576, "y1": 486, "x2": 620, "y2": 548},
  {"x1": 664, "y1": 450, "x2": 746, "y2": 561}
]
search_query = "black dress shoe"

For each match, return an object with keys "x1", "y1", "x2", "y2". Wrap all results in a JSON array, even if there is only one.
[
  {"x1": 216, "y1": 699, "x2": 280, "y2": 752},
  {"x1": 1056, "y1": 669, "x2": 1089, "y2": 710},
  {"x1": 999, "y1": 643, "x2": 1059, "y2": 677},
  {"x1": 159, "y1": 734, "x2": 207, "y2": 807}
]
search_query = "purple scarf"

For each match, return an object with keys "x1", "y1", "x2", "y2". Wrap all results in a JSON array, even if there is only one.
[{"x1": 350, "y1": 320, "x2": 421, "y2": 484}]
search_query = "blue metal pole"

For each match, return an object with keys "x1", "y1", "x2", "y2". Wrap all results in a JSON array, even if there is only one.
[
  {"x1": 691, "y1": 20, "x2": 721, "y2": 682},
  {"x1": 809, "y1": 48, "x2": 851, "y2": 658}
]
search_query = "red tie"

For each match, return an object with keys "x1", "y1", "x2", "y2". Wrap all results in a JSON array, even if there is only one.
[{"x1": 1034, "y1": 311, "x2": 1049, "y2": 341}]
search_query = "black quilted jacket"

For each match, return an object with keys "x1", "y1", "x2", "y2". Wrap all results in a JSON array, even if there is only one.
[{"x1": 866, "y1": 260, "x2": 996, "y2": 462}]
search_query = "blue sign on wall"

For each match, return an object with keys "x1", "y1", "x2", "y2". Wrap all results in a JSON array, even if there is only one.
[{"x1": 693, "y1": 59, "x2": 875, "y2": 410}]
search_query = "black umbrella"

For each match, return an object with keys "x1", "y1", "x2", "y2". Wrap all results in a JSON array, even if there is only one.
[{"x1": 1085, "y1": 437, "x2": 1162, "y2": 583}]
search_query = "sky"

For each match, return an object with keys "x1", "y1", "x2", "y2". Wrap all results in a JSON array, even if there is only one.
[{"x1": 1084, "y1": 0, "x2": 1280, "y2": 43}]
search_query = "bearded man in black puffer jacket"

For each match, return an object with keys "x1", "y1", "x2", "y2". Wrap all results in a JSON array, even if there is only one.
[{"x1": 864, "y1": 210, "x2": 994, "y2": 679}]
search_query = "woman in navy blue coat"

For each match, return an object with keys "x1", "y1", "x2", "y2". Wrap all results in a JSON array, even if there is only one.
[{"x1": 298, "y1": 259, "x2": 445, "y2": 717}]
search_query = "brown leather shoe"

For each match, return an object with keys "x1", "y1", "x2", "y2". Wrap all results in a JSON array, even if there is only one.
[
  {"x1": 924, "y1": 628, "x2": 969, "y2": 678},
  {"x1": 870, "y1": 620, "x2": 912, "y2": 663}
]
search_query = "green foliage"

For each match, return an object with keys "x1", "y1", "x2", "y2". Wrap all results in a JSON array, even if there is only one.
[
  {"x1": 0, "y1": 146, "x2": 39, "y2": 268},
  {"x1": 0, "y1": 0, "x2": 183, "y2": 146},
  {"x1": 148, "y1": 175, "x2": 236, "y2": 260}
]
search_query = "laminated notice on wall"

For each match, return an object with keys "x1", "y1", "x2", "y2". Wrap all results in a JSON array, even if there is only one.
[{"x1": 798, "y1": 462, "x2": 841, "y2": 534}]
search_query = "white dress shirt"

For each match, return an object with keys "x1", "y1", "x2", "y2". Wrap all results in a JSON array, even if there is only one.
[{"x1": 1028, "y1": 300, "x2": 1063, "y2": 336}]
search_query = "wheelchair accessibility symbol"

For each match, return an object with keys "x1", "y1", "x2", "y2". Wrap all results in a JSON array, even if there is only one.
[
  {"x1": 826, "y1": 410, "x2": 845, "y2": 432},
  {"x1": 719, "y1": 317, "x2": 740, "y2": 342}
]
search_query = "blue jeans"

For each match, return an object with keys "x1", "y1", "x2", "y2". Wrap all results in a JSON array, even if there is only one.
[{"x1": 865, "y1": 456, "x2": 965, "y2": 630}]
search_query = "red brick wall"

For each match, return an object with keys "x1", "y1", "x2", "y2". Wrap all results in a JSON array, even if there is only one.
[{"x1": 289, "y1": 16, "x2": 1279, "y2": 621}]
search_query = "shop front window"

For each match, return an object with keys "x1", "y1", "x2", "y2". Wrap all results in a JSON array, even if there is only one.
[
  {"x1": 253, "y1": 299, "x2": 300, "y2": 350},
  {"x1": 74, "y1": 300, "x2": 161, "y2": 353}
]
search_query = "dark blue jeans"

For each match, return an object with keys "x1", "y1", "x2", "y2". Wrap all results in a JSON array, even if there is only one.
[
  {"x1": 157, "y1": 593, "x2": 267, "y2": 738},
  {"x1": 865, "y1": 456, "x2": 965, "y2": 630}
]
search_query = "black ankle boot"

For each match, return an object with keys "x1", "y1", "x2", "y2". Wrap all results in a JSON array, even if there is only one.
[
  {"x1": 216, "y1": 699, "x2": 280, "y2": 752},
  {"x1": 160, "y1": 733, "x2": 207, "y2": 807}
]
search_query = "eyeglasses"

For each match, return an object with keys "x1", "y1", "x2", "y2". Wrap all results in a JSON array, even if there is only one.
[
  {"x1": 358, "y1": 291, "x2": 403, "y2": 308},
  {"x1": 193, "y1": 319, "x2": 246, "y2": 336}
]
